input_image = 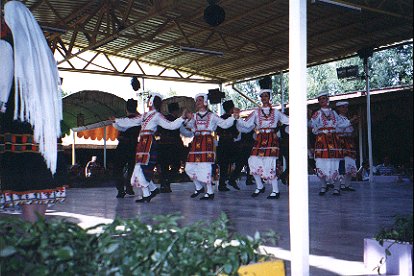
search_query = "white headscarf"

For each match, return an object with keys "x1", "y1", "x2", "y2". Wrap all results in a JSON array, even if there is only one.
[
  {"x1": 194, "y1": 93, "x2": 208, "y2": 106},
  {"x1": 5, "y1": 1, "x2": 62, "y2": 174},
  {"x1": 0, "y1": 39, "x2": 13, "y2": 113},
  {"x1": 257, "y1": 89, "x2": 272, "y2": 101}
]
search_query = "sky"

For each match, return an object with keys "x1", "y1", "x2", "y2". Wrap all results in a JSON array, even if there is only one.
[{"x1": 60, "y1": 71, "x2": 219, "y2": 100}]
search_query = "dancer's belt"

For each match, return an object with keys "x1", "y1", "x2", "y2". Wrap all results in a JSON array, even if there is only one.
[
  {"x1": 140, "y1": 130, "x2": 154, "y2": 135},
  {"x1": 258, "y1": 128, "x2": 273, "y2": 133},
  {"x1": 317, "y1": 127, "x2": 336, "y2": 134},
  {"x1": 195, "y1": 131, "x2": 212, "y2": 136}
]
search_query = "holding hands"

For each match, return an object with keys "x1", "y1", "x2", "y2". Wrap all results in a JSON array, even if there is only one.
[{"x1": 181, "y1": 109, "x2": 193, "y2": 120}]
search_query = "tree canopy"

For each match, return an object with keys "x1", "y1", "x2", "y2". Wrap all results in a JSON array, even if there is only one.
[{"x1": 226, "y1": 44, "x2": 413, "y2": 109}]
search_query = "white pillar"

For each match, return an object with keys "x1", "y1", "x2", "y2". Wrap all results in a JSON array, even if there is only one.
[
  {"x1": 72, "y1": 130, "x2": 76, "y2": 165},
  {"x1": 364, "y1": 58, "x2": 374, "y2": 183},
  {"x1": 289, "y1": 0, "x2": 309, "y2": 275}
]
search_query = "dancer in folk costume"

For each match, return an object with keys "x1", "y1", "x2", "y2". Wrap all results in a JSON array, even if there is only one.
[
  {"x1": 111, "y1": 99, "x2": 141, "y2": 198},
  {"x1": 335, "y1": 101, "x2": 359, "y2": 191},
  {"x1": 310, "y1": 91, "x2": 352, "y2": 196},
  {"x1": 182, "y1": 93, "x2": 236, "y2": 200},
  {"x1": 116, "y1": 93, "x2": 188, "y2": 202},
  {"x1": 0, "y1": 1, "x2": 65, "y2": 222},
  {"x1": 234, "y1": 77, "x2": 289, "y2": 199}
]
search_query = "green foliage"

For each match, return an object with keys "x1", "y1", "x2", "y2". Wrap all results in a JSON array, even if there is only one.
[
  {"x1": 375, "y1": 214, "x2": 413, "y2": 245},
  {"x1": 373, "y1": 214, "x2": 413, "y2": 274},
  {"x1": 0, "y1": 213, "x2": 276, "y2": 275},
  {"x1": 227, "y1": 44, "x2": 413, "y2": 107}
]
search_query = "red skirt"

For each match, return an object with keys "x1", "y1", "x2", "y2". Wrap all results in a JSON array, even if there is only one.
[
  {"x1": 342, "y1": 136, "x2": 356, "y2": 159},
  {"x1": 314, "y1": 133, "x2": 343, "y2": 159},
  {"x1": 187, "y1": 134, "x2": 215, "y2": 163},
  {"x1": 135, "y1": 134, "x2": 153, "y2": 165},
  {"x1": 251, "y1": 132, "x2": 279, "y2": 157}
]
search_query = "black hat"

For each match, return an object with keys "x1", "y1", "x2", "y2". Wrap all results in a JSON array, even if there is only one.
[
  {"x1": 131, "y1": 76, "x2": 140, "y2": 91},
  {"x1": 259, "y1": 76, "x2": 272, "y2": 90},
  {"x1": 126, "y1": 98, "x2": 138, "y2": 113},
  {"x1": 222, "y1": 100, "x2": 234, "y2": 113},
  {"x1": 168, "y1": 102, "x2": 179, "y2": 113}
]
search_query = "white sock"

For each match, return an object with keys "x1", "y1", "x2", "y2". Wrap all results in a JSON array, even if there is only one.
[
  {"x1": 142, "y1": 187, "x2": 150, "y2": 197},
  {"x1": 319, "y1": 177, "x2": 327, "y2": 188},
  {"x1": 344, "y1": 174, "x2": 352, "y2": 187},
  {"x1": 271, "y1": 178, "x2": 279, "y2": 193},
  {"x1": 206, "y1": 182, "x2": 213, "y2": 194},
  {"x1": 194, "y1": 180, "x2": 203, "y2": 190},
  {"x1": 148, "y1": 181, "x2": 157, "y2": 192},
  {"x1": 253, "y1": 175, "x2": 264, "y2": 189}
]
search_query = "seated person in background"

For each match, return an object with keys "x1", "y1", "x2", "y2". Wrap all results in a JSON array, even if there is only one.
[
  {"x1": 85, "y1": 156, "x2": 99, "y2": 178},
  {"x1": 374, "y1": 156, "x2": 396, "y2": 176},
  {"x1": 356, "y1": 160, "x2": 370, "y2": 181}
]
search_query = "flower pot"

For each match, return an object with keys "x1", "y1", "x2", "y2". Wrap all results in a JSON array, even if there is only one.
[{"x1": 364, "y1": 238, "x2": 413, "y2": 275}]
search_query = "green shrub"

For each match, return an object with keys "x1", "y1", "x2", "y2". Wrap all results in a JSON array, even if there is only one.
[
  {"x1": 0, "y1": 213, "x2": 277, "y2": 275},
  {"x1": 373, "y1": 213, "x2": 413, "y2": 274},
  {"x1": 375, "y1": 214, "x2": 413, "y2": 245}
]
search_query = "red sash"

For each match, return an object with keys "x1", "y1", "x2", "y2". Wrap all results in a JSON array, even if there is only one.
[
  {"x1": 135, "y1": 134, "x2": 153, "y2": 165},
  {"x1": 314, "y1": 132, "x2": 343, "y2": 159},
  {"x1": 187, "y1": 134, "x2": 215, "y2": 163},
  {"x1": 251, "y1": 132, "x2": 279, "y2": 157}
]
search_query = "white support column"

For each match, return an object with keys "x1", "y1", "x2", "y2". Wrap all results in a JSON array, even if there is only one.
[
  {"x1": 364, "y1": 59, "x2": 374, "y2": 183},
  {"x1": 289, "y1": 1, "x2": 309, "y2": 275},
  {"x1": 72, "y1": 130, "x2": 76, "y2": 165},
  {"x1": 103, "y1": 126, "x2": 107, "y2": 169}
]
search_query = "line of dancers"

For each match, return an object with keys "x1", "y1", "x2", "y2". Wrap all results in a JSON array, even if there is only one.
[{"x1": 111, "y1": 77, "x2": 359, "y2": 202}]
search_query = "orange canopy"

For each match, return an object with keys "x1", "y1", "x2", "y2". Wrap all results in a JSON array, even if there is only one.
[{"x1": 77, "y1": 125, "x2": 118, "y2": 141}]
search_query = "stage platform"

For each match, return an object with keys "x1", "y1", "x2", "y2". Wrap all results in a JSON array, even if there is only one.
[{"x1": 2, "y1": 177, "x2": 412, "y2": 275}]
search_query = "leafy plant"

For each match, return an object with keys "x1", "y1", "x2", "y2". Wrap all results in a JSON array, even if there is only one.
[
  {"x1": 373, "y1": 213, "x2": 413, "y2": 274},
  {"x1": 0, "y1": 213, "x2": 277, "y2": 275}
]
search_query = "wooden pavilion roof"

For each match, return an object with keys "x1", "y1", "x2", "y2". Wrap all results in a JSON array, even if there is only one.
[{"x1": 21, "y1": 0, "x2": 413, "y2": 84}]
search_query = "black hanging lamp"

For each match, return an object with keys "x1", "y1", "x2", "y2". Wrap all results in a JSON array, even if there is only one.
[{"x1": 204, "y1": 0, "x2": 225, "y2": 27}]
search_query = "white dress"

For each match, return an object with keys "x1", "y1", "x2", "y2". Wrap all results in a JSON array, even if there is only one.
[
  {"x1": 182, "y1": 111, "x2": 235, "y2": 184},
  {"x1": 115, "y1": 110, "x2": 185, "y2": 187},
  {"x1": 310, "y1": 108, "x2": 350, "y2": 182},
  {"x1": 237, "y1": 107, "x2": 289, "y2": 182}
]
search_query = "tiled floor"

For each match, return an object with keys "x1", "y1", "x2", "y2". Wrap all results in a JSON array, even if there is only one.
[{"x1": 2, "y1": 177, "x2": 412, "y2": 275}]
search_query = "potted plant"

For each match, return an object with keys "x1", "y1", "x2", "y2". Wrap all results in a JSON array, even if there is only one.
[{"x1": 364, "y1": 214, "x2": 413, "y2": 275}]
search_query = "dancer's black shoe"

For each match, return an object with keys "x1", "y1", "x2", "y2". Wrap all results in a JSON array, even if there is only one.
[
  {"x1": 251, "y1": 187, "x2": 265, "y2": 197},
  {"x1": 218, "y1": 186, "x2": 230, "y2": 191},
  {"x1": 332, "y1": 189, "x2": 341, "y2": 196},
  {"x1": 125, "y1": 188, "x2": 135, "y2": 196},
  {"x1": 116, "y1": 191, "x2": 126, "y2": 198},
  {"x1": 267, "y1": 192, "x2": 280, "y2": 199},
  {"x1": 135, "y1": 196, "x2": 151, "y2": 203},
  {"x1": 199, "y1": 193, "x2": 215, "y2": 200},
  {"x1": 228, "y1": 180, "x2": 240, "y2": 190},
  {"x1": 149, "y1": 188, "x2": 160, "y2": 199},
  {"x1": 191, "y1": 188, "x2": 205, "y2": 198}
]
